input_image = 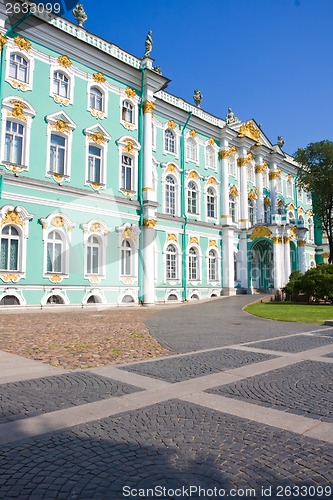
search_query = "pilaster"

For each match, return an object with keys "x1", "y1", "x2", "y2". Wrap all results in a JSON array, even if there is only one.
[
  {"x1": 219, "y1": 135, "x2": 231, "y2": 225},
  {"x1": 221, "y1": 226, "x2": 235, "y2": 294},
  {"x1": 272, "y1": 230, "x2": 283, "y2": 289},
  {"x1": 253, "y1": 147, "x2": 266, "y2": 224},
  {"x1": 237, "y1": 144, "x2": 250, "y2": 230}
]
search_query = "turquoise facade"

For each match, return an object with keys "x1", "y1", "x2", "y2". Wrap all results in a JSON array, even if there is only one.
[{"x1": 0, "y1": 7, "x2": 323, "y2": 307}]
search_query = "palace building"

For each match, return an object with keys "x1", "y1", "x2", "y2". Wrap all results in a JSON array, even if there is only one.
[{"x1": 0, "y1": 3, "x2": 326, "y2": 307}]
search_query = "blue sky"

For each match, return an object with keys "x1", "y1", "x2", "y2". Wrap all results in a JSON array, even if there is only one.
[{"x1": 64, "y1": 0, "x2": 332, "y2": 155}]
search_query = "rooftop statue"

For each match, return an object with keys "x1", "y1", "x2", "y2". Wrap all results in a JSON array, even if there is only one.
[
  {"x1": 193, "y1": 89, "x2": 203, "y2": 108},
  {"x1": 277, "y1": 136, "x2": 285, "y2": 148},
  {"x1": 225, "y1": 107, "x2": 239, "y2": 125},
  {"x1": 72, "y1": 4, "x2": 88, "y2": 27},
  {"x1": 144, "y1": 31, "x2": 153, "y2": 58}
]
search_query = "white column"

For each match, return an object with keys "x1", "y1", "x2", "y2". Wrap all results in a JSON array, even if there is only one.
[
  {"x1": 272, "y1": 234, "x2": 283, "y2": 289},
  {"x1": 283, "y1": 237, "x2": 291, "y2": 286},
  {"x1": 254, "y1": 150, "x2": 265, "y2": 224},
  {"x1": 239, "y1": 232, "x2": 248, "y2": 289},
  {"x1": 297, "y1": 240, "x2": 307, "y2": 274},
  {"x1": 142, "y1": 100, "x2": 154, "y2": 200},
  {"x1": 219, "y1": 139, "x2": 230, "y2": 225},
  {"x1": 221, "y1": 227, "x2": 235, "y2": 294},
  {"x1": 237, "y1": 146, "x2": 249, "y2": 230},
  {"x1": 269, "y1": 155, "x2": 280, "y2": 216},
  {"x1": 142, "y1": 222, "x2": 156, "y2": 305}
]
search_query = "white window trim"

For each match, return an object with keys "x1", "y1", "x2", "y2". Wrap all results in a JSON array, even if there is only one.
[
  {"x1": 117, "y1": 136, "x2": 141, "y2": 195},
  {"x1": 187, "y1": 243, "x2": 202, "y2": 284},
  {"x1": 87, "y1": 81, "x2": 108, "y2": 119},
  {"x1": 204, "y1": 181, "x2": 219, "y2": 222},
  {"x1": 49, "y1": 63, "x2": 75, "y2": 106},
  {"x1": 81, "y1": 219, "x2": 110, "y2": 281},
  {"x1": 163, "y1": 240, "x2": 182, "y2": 285},
  {"x1": 163, "y1": 123, "x2": 179, "y2": 158},
  {"x1": 5, "y1": 45, "x2": 35, "y2": 92},
  {"x1": 45, "y1": 111, "x2": 76, "y2": 182},
  {"x1": 84, "y1": 125, "x2": 111, "y2": 189},
  {"x1": 162, "y1": 163, "x2": 181, "y2": 217},
  {"x1": 116, "y1": 223, "x2": 140, "y2": 282},
  {"x1": 204, "y1": 142, "x2": 218, "y2": 171},
  {"x1": 120, "y1": 96, "x2": 138, "y2": 131},
  {"x1": 206, "y1": 246, "x2": 220, "y2": 284},
  {"x1": 186, "y1": 176, "x2": 201, "y2": 218},
  {"x1": 185, "y1": 135, "x2": 199, "y2": 165},
  {"x1": 228, "y1": 154, "x2": 238, "y2": 177}
]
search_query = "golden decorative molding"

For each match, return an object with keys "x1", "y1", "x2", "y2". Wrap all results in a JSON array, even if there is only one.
[
  {"x1": 53, "y1": 95, "x2": 70, "y2": 106},
  {"x1": 51, "y1": 216, "x2": 65, "y2": 228},
  {"x1": 220, "y1": 215, "x2": 229, "y2": 219},
  {"x1": 125, "y1": 87, "x2": 136, "y2": 98},
  {"x1": 0, "y1": 34, "x2": 7, "y2": 50},
  {"x1": 248, "y1": 189, "x2": 257, "y2": 201},
  {"x1": 238, "y1": 121, "x2": 260, "y2": 142},
  {"x1": 297, "y1": 240, "x2": 306, "y2": 247},
  {"x1": 219, "y1": 150, "x2": 229, "y2": 160},
  {"x1": 322, "y1": 252, "x2": 330, "y2": 259},
  {"x1": 283, "y1": 236, "x2": 292, "y2": 244},
  {"x1": 49, "y1": 274, "x2": 62, "y2": 283},
  {"x1": 9, "y1": 100, "x2": 27, "y2": 122},
  {"x1": 14, "y1": 36, "x2": 31, "y2": 52},
  {"x1": 278, "y1": 199, "x2": 284, "y2": 207},
  {"x1": 91, "y1": 182, "x2": 102, "y2": 190},
  {"x1": 143, "y1": 100, "x2": 155, "y2": 114},
  {"x1": 1, "y1": 210, "x2": 23, "y2": 227},
  {"x1": 143, "y1": 219, "x2": 157, "y2": 228},
  {"x1": 307, "y1": 210, "x2": 313, "y2": 216},
  {"x1": 89, "y1": 132, "x2": 106, "y2": 144},
  {"x1": 93, "y1": 72, "x2": 106, "y2": 83},
  {"x1": 287, "y1": 174, "x2": 293, "y2": 181},
  {"x1": 167, "y1": 234, "x2": 178, "y2": 242},
  {"x1": 229, "y1": 185, "x2": 239, "y2": 197},
  {"x1": 264, "y1": 197, "x2": 271, "y2": 207},
  {"x1": 208, "y1": 138, "x2": 215, "y2": 145},
  {"x1": 189, "y1": 236, "x2": 199, "y2": 245},
  {"x1": 123, "y1": 228, "x2": 132, "y2": 239},
  {"x1": 58, "y1": 55, "x2": 72, "y2": 67},
  {"x1": 89, "y1": 276, "x2": 101, "y2": 284},
  {"x1": 237, "y1": 153, "x2": 253, "y2": 167},
  {"x1": 239, "y1": 219, "x2": 249, "y2": 223},
  {"x1": 51, "y1": 119, "x2": 71, "y2": 134},
  {"x1": 122, "y1": 139, "x2": 135, "y2": 153},
  {"x1": 165, "y1": 163, "x2": 176, "y2": 173},
  {"x1": 272, "y1": 236, "x2": 283, "y2": 244},
  {"x1": 188, "y1": 170, "x2": 200, "y2": 180},
  {"x1": 287, "y1": 203, "x2": 295, "y2": 210},
  {"x1": 255, "y1": 163, "x2": 268, "y2": 174},
  {"x1": 0, "y1": 273, "x2": 20, "y2": 283},
  {"x1": 298, "y1": 207, "x2": 304, "y2": 214},
  {"x1": 90, "y1": 222, "x2": 102, "y2": 232},
  {"x1": 167, "y1": 120, "x2": 177, "y2": 129},
  {"x1": 290, "y1": 226, "x2": 297, "y2": 237},
  {"x1": 189, "y1": 129, "x2": 197, "y2": 138},
  {"x1": 3, "y1": 164, "x2": 24, "y2": 174},
  {"x1": 53, "y1": 174, "x2": 64, "y2": 182},
  {"x1": 250, "y1": 226, "x2": 272, "y2": 240},
  {"x1": 209, "y1": 240, "x2": 218, "y2": 248},
  {"x1": 207, "y1": 176, "x2": 217, "y2": 185},
  {"x1": 229, "y1": 146, "x2": 237, "y2": 155},
  {"x1": 269, "y1": 169, "x2": 282, "y2": 180}
]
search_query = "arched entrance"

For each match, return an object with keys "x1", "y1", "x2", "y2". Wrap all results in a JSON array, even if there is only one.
[
  {"x1": 250, "y1": 239, "x2": 273, "y2": 290},
  {"x1": 290, "y1": 240, "x2": 298, "y2": 272}
]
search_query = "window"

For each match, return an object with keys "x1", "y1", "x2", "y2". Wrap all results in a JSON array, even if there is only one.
[
  {"x1": 186, "y1": 138, "x2": 197, "y2": 162},
  {"x1": 207, "y1": 187, "x2": 216, "y2": 218},
  {"x1": 88, "y1": 145, "x2": 102, "y2": 183},
  {"x1": 188, "y1": 181, "x2": 198, "y2": 214},
  {"x1": 121, "y1": 155, "x2": 133, "y2": 191},
  {"x1": 9, "y1": 54, "x2": 28, "y2": 82},
  {"x1": 229, "y1": 195, "x2": 237, "y2": 223},
  {"x1": 248, "y1": 199, "x2": 255, "y2": 225},
  {"x1": 247, "y1": 163, "x2": 254, "y2": 182},
  {"x1": 53, "y1": 71, "x2": 69, "y2": 98},
  {"x1": 46, "y1": 230, "x2": 63, "y2": 273},
  {"x1": 49, "y1": 134, "x2": 66, "y2": 175},
  {"x1": 122, "y1": 101, "x2": 134, "y2": 123},
  {"x1": 308, "y1": 217, "x2": 314, "y2": 241},
  {"x1": 263, "y1": 171, "x2": 268, "y2": 188},
  {"x1": 165, "y1": 129, "x2": 175, "y2": 153},
  {"x1": 205, "y1": 145, "x2": 215, "y2": 169},
  {"x1": 165, "y1": 175, "x2": 176, "y2": 215},
  {"x1": 0, "y1": 225, "x2": 19, "y2": 271},
  {"x1": 5, "y1": 121, "x2": 24, "y2": 165},
  {"x1": 287, "y1": 178, "x2": 293, "y2": 197},
  {"x1": 228, "y1": 156, "x2": 237, "y2": 176},
  {"x1": 277, "y1": 176, "x2": 282, "y2": 193},
  {"x1": 121, "y1": 240, "x2": 132, "y2": 275},
  {"x1": 86, "y1": 235, "x2": 100, "y2": 274},
  {"x1": 166, "y1": 244, "x2": 177, "y2": 280},
  {"x1": 188, "y1": 247, "x2": 199, "y2": 281},
  {"x1": 90, "y1": 87, "x2": 103, "y2": 111},
  {"x1": 264, "y1": 203, "x2": 271, "y2": 224},
  {"x1": 208, "y1": 249, "x2": 218, "y2": 281}
]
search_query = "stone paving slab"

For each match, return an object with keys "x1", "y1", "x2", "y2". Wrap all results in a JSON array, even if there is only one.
[
  {"x1": 0, "y1": 373, "x2": 142, "y2": 424},
  {"x1": 206, "y1": 360, "x2": 333, "y2": 422},
  {"x1": 245, "y1": 334, "x2": 333, "y2": 353},
  {"x1": 0, "y1": 400, "x2": 331, "y2": 499},
  {"x1": 119, "y1": 348, "x2": 276, "y2": 383}
]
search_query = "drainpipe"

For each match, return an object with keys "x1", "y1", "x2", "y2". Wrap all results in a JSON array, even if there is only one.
[
  {"x1": 137, "y1": 65, "x2": 145, "y2": 303},
  {"x1": 180, "y1": 111, "x2": 192, "y2": 301}
]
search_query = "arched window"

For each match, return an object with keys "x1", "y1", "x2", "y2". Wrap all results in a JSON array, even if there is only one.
[
  {"x1": 229, "y1": 195, "x2": 237, "y2": 223},
  {"x1": 88, "y1": 145, "x2": 102, "y2": 183},
  {"x1": 208, "y1": 249, "x2": 218, "y2": 281},
  {"x1": 121, "y1": 240, "x2": 132, "y2": 275},
  {"x1": 205, "y1": 145, "x2": 215, "y2": 168},
  {"x1": 188, "y1": 181, "x2": 198, "y2": 214},
  {"x1": 46, "y1": 230, "x2": 64, "y2": 273},
  {"x1": 47, "y1": 294, "x2": 65, "y2": 305},
  {"x1": 49, "y1": 134, "x2": 66, "y2": 175},
  {"x1": 0, "y1": 295, "x2": 20, "y2": 306},
  {"x1": 166, "y1": 244, "x2": 177, "y2": 280},
  {"x1": 207, "y1": 187, "x2": 216, "y2": 218},
  {"x1": 308, "y1": 217, "x2": 314, "y2": 241},
  {"x1": 5, "y1": 121, "x2": 24, "y2": 165},
  {"x1": 248, "y1": 199, "x2": 255, "y2": 225},
  {"x1": 121, "y1": 154, "x2": 133, "y2": 191},
  {"x1": 9, "y1": 54, "x2": 28, "y2": 82},
  {"x1": 165, "y1": 175, "x2": 176, "y2": 215},
  {"x1": 86, "y1": 235, "x2": 100, "y2": 274},
  {"x1": 90, "y1": 87, "x2": 103, "y2": 111},
  {"x1": 122, "y1": 101, "x2": 134, "y2": 123},
  {"x1": 53, "y1": 71, "x2": 69, "y2": 98},
  {"x1": 264, "y1": 203, "x2": 271, "y2": 224},
  {"x1": 0, "y1": 225, "x2": 20, "y2": 271},
  {"x1": 188, "y1": 247, "x2": 199, "y2": 281},
  {"x1": 287, "y1": 178, "x2": 293, "y2": 197},
  {"x1": 186, "y1": 138, "x2": 197, "y2": 162},
  {"x1": 165, "y1": 129, "x2": 175, "y2": 153}
]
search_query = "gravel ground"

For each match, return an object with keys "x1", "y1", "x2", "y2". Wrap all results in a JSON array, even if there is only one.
[{"x1": 0, "y1": 307, "x2": 170, "y2": 369}]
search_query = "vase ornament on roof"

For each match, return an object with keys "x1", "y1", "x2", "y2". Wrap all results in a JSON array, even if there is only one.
[
  {"x1": 73, "y1": 4, "x2": 88, "y2": 27},
  {"x1": 193, "y1": 90, "x2": 203, "y2": 108}
]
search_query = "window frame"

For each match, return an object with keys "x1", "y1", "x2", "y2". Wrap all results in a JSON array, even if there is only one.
[
  {"x1": 45, "y1": 111, "x2": 76, "y2": 182},
  {"x1": 0, "y1": 225, "x2": 20, "y2": 272},
  {"x1": 165, "y1": 243, "x2": 178, "y2": 281},
  {"x1": 206, "y1": 186, "x2": 217, "y2": 220},
  {"x1": 6, "y1": 47, "x2": 34, "y2": 91},
  {"x1": 164, "y1": 128, "x2": 177, "y2": 155},
  {"x1": 187, "y1": 180, "x2": 199, "y2": 215},
  {"x1": 208, "y1": 248, "x2": 219, "y2": 283},
  {"x1": 188, "y1": 245, "x2": 201, "y2": 282},
  {"x1": 186, "y1": 137, "x2": 198, "y2": 163}
]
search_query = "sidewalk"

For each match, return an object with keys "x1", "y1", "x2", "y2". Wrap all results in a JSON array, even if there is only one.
[{"x1": 0, "y1": 296, "x2": 332, "y2": 499}]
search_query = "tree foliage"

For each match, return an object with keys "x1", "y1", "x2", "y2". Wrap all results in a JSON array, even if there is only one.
[
  {"x1": 283, "y1": 264, "x2": 333, "y2": 303},
  {"x1": 293, "y1": 140, "x2": 333, "y2": 263}
]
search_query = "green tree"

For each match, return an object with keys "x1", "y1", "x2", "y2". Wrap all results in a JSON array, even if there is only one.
[
  {"x1": 300, "y1": 264, "x2": 333, "y2": 303},
  {"x1": 293, "y1": 140, "x2": 333, "y2": 263}
]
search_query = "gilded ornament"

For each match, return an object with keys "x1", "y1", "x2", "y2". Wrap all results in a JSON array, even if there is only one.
[
  {"x1": 125, "y1": 87, "x2": 136, "y2": 98},
  {"x1": 1, "y1": 273, "x2": 20, "y2": 283},
  {"x1": 1, "y1": 210, "x2": 23, "y2": 227},
  {"x1": 189, "y1": 236, "x2": 199, "y2": 245},
  {"x1": 91, "y1": 182, "x2": 102, "y2": 190},
  {"x1": 9, "y1": 100, "x2": 27, "y2": 122},
  {"x1": 278, "y1": 200, "x2": 284, "y2": 207},
  {"x1": 14, "y1": 36, "x2": 31, "y2": 52},
  {"x1": 58, "y1": 55, "x2": 72, "y2": 67},
  {"x1": 209, "y1": 240, "x2": 218, "y2": 248},
  {"x1": 238, "y1": 121, "x2": 260, "y2": 142},
  {"x1": 322, "y1": 252, "x2": 330, "y2": 259},
  {"x1": 219, "y1": 150, "x2": 229, "y2": 160},
  {"x1": 297, "y1": 240, "x2": 306, "y2": 247},
  {"x1": 298, "y1": 207, "x2": 304, "y2": 214},
  {"x1": 250, "y1": 226, "x2": 272, "y2": 240},
  {"x1": 53, "y1": 173, "x2": 64, "y2": 182},
  {"x1": 269, "y1": 169, "x2": 282, "y2": 180},
  {"x1": 272, "y1": 236, "x2": 283, "y2": 244},
  {"x1": 255, "y1": 164, "x2": 266, "y2": 174},
  {"x1": 9, "y1": 79, "x2": 28, "y2": 91},
  {"x1": 93, "y1": 72, "x2": 106, "y2": 83},
  {"x1": 0, "y1": 34, "x2": 7, "y2": 50},
  {"x1": 208, "y1": 138, "x2": 215, "y2": 145},
  {"x1": 167, "y1": 234, "x2": 178, "y2": 242},
  {"x1": 143, "y1": 219, "x2": 157, "y2": 228},
  {"x1": 143, "y1": 100, "x2": 155, "y2": 114},
  {"x1": 229, "y1": 185, "x2": 239, "y2": 197},
  {"x1": 4, "y1": 164, "x2": 24, "y2": 174},
  {"x1": 168, "y1": 120, "x2": 177, "y2": 129},
  {"x1": 307, "y1": 210, "x2": 313, "y2": 216},
  {"x1": 165, "y1": 163, "x2": 176, "y2": 173},
  {"x1": 53, "y1": 95, "x2": 70, "y2": 106},
  {"x1": 49, "y1": 275, "x2": 62, "y2": 283},
  {"x1": 290, "y1": 226, "x2": 297, "y2": 237},
  {"x1": 264, "y1": 197, "x2": 271, "y2": 206},
  {"x1": 229, "y1": 146, "x2": 237, "y2": 155},
  {"x1": 89, "y1": 276, "x2": 101, "y2": 284},
  {"x1": 189, "y1": 129, "x2": 197, "y2": 138},
  {"x1": 287, "y1": 203, "x2": 295, "y2": 210},
  {"x1": 248, "y1": 190, "x2": 257, "y2": 201},
  {"x1": 123, "y1": 139, "x2": 135, "y2": 153},
  {"x1": 90, "y1": 222, "x2": 102, "y2": 232},
  {"x1": 52, "y1": 119, "x2": 71, "y2": 134},
  {"x1": 287, "y1": 174, "x2": 293, "y2": 181},
  {"x1": 237, "y1": 157, "x2": 248, "y2": 167},
  {"x1": 207, "y1": 177, "x2": 217, "y2": 185},
  {"x1": 188, "y1": 170, "x2": 199, "y2": 180},
  {"x1": 283, "y1": 236, "x2": 292, "y2": 244},
  {"x1": 51, "y1": 216, "x2": 65, "y2": 228},
  {"x1": 123, "y1": 228, "x2": 132, "y2": 239},
  {"x1": 89, "y1": 132, "x2": 106, "y2": 144}
]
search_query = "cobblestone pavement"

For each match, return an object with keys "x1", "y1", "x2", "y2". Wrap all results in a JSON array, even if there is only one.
[{"x1": 0, "y1": 296, "x2": 333, "y2": 499}]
